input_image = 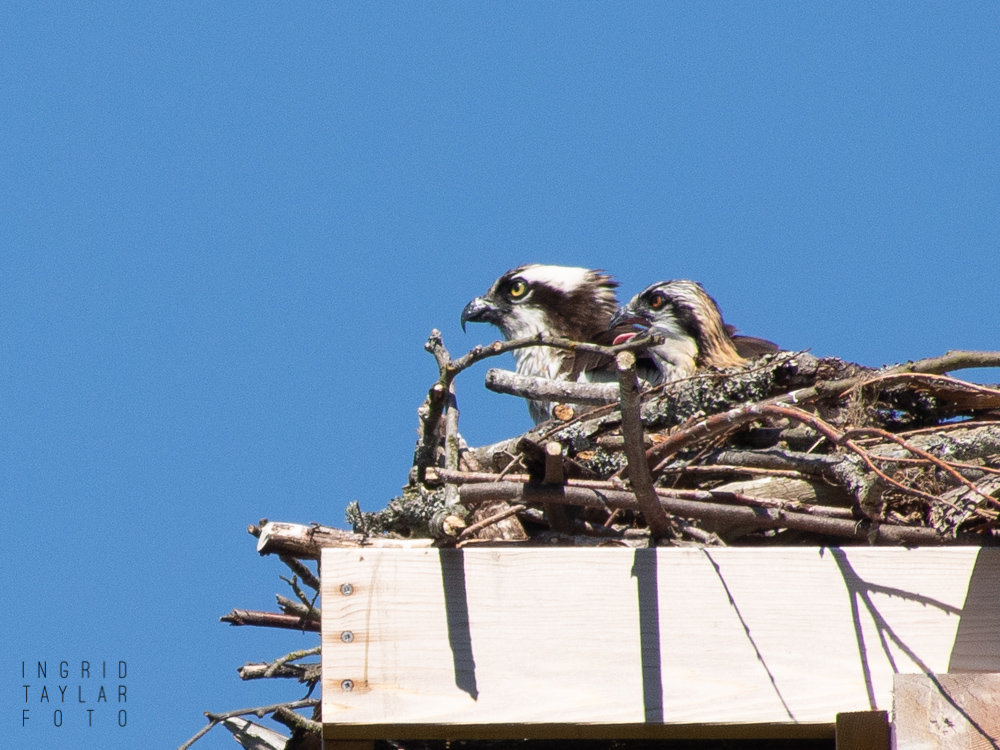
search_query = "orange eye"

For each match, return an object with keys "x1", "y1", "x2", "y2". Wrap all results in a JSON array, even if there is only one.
[
  {"x1": 509, "y1": 280, "x2": 527, "y2": 298},
  {"x1": 649, "y1": 292, "x2": 666, "y2": 310}
]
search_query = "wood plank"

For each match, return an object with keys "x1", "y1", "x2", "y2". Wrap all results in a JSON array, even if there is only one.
[
  {"x1": 893, "y1": 673, "x2": 1000, "y2": 749},
  {"x1": 321, "y1": 547, "x2": 999, "y2": 736}
]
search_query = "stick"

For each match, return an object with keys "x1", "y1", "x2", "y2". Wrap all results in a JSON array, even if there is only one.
[
  {"x1": 219, "y1": 609, "x2": 320, "y2": 632},
  {"x1": 486, "y1": 369, "x2": 619, "y2": 405},
  {"x1": 457, "y1": 504, "x2": 527, "y2": 540},
  {"x1": 276, "y1": 594, "x2": 321, "y2": 621},
  {"x1": 617, "y1": 351, "x2": 671, "y2": 537},
  {"x1": 447, "y1": 331, "x2": 664, "y2": 376},
  {"x1": 885, "y1": 350, "x2": 1000, "y2": 375},
  {"x1": 264, "y1": 646, "x2": 321, "y2": 679},
  {"x1": 177, "y1": 699, "x2": 319, "y2": 750},
  {"x1": 272, "y1": 705, "x2": 322, "y2": 736},
  {"x1": 436, "y1": 467, "x2": 851, "y2": 515},
  {"x1": 256, "y1": 521, "x2": 365, "y2": 560},
  {"x1": 279, "y1": 555, "x2": 320, "y2": 592},
  {"x1": 457, "y1": 482, "x2": 993, "y2": 546}
]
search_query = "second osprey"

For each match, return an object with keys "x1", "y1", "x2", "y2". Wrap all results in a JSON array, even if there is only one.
[{"x1": 610, "y1": 279, "x2": 778, "y2": 384}]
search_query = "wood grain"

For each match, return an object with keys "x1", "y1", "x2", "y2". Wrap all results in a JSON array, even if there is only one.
[
  {"x1": 893, "y1": 673, "x2": 1000, "y2": 749},
  {"x1": 320, "y1": 547, "x2": 1000, "y2": 736}
]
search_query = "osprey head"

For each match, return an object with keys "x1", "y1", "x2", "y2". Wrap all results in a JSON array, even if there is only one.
[
  {"x1": 461, "y1": 264, "x2": 619, "y2": 341},
  {"x1": 610, "y1": 280, "x2": 707, "y2": 344},
  {"x1": 461, "y1": 264, "x2": 625, "y2": 424},
  {"x1": 612, "y1": 279, "x2": 750, "y2": 372}
]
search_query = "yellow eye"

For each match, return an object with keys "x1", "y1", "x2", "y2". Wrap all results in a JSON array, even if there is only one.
[
  {"x1": 649, "y1": 292, "x2": 666, "y2": 310},
  {"x1": 509, "y1": 280, "x2": 527, "y2": 298}
]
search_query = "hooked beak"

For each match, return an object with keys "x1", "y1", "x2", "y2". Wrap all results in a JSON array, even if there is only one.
[
  {"x1": 460, "y1": 296, "x2": 501, "y2": 332},
  {"x1": 608, "y1": 303, "x2": 651, "y2": 346},
  {"x1": 608, "y1": 303, "x2": 649, "y2": 332}
]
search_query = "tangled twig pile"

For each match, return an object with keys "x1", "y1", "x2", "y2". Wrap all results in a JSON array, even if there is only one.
[{"x1": 359, "y1": 333, "x2": 1000, "y2": 548}]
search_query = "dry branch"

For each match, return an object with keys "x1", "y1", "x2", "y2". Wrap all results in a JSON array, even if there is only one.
[
  {"x1": 238, "y1": 662, "x2": 320, "y2": 682},
  {"x1": 276, "y1": 594, "x2": 321, "y2": 621},
  {"x1": 272, "y1": 705, "x2": 322, "y2": 737},
  {"x1": 616, "y1": 351, "x2": 671, "y2": 537},
  {"x1": 220, "y1": 609, "x2": 320, "y2": 632},
  {"x1": 279, "y1": 556, "x2": 320, "y2": 592},
  {"x1": 486, "y1": 368, "x2": 619, "y2": 405},
  {"x1": 256, "y1": 521, "x2": 365, "y2": 559},
  {"x1": 887, "y1": 349, "x2": 1000, "y2": 375},
  {"x1": 178, "y1": 699, "x2": 320, "y2": 750},
  {"x1": 458, "y1": 482, "x2": 993, "y2": 546}
]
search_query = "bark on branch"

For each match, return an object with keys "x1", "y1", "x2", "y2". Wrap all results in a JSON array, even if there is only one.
[
  {"x1": 485, "y1": 368, "x2": 620, "y2": 405},
  {"x1": 220, "y1": 609, "x2": 320, "y2": 632},
  {"x1": 616, "y1": 351, "x2": 671, "y2": 537},
  {"x1": 458, "y1": 482, "x2": 993, "y2": 546}
]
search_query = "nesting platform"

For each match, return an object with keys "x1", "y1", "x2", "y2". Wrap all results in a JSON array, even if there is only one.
[{"x1": 320, "y1": 545, "x2": 1000, "y2": 747}]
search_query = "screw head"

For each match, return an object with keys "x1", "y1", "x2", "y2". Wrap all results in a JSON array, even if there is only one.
[
  {"x1": 341, "y1": 679, "x2": 354, "y2": 692},
  {"x1": 340, "y1": 630, "x2": 354, "y2": 643},
  {"x1": 340, "y1": 583, "x2": 354, "y2": 596}
]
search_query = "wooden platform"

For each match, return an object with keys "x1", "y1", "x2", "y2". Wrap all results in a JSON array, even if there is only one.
[{"x1": 320, "y1": 546, "x2": 1000, "y2": 741}]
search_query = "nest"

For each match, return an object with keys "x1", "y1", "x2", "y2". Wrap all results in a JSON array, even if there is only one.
[
  {"x1": 191, "y1": 337, "x2": 1000, "y2": 749},
  {"x1": 353, "y1": 334, "x2": 1000, "y2": 548}
]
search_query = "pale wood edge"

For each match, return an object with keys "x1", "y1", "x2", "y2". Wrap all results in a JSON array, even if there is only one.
[{"x1": 322, "y1": 722, "x2": 836, "y2": 741}]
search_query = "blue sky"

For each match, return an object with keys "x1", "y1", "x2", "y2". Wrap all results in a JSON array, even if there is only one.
[{"x1": 3, "y1": 2, "x2": 998, "y2": 747}]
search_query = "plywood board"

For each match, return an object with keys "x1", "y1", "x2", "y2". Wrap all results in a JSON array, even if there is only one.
[{"x1": 321, "y1": 546, "x2": 1000, "y2": 735}]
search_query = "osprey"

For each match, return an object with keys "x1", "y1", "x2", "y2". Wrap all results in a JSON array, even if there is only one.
[
  {"x1": 609, "y1": 279, "x2": 778, "y2": 384},
  {"x1": 461, "y1": 264, "x2": 638, "y2": 424}
]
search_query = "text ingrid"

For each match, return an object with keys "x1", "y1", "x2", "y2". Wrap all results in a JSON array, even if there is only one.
[{"x1": 21, "y1": 661, "x2": 128, "y2": 728}]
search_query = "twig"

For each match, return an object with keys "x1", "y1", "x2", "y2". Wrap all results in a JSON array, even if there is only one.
[
  {"x1": 457, "y1": 504, "x2": 527, "y2": 540},
  {"x1": 694, "y1": 403, "x2": 972, "y2": 515},
  {"x1": 874, "y1": 419, "x2": 1000, "y2": 440},
  {"x1": 496, "y1": 456, "x2": 524, "y2": 483},
  {"x1": 458, "y1": 482, "x2": 993, "y2": 546},
  {"x1": 279, "y1": 574, "x2": 316, "y2": 615},
  {"x1": 272, "y1": 705, "x2": 322, "y2": 736},
  {"x1": 644, "y1": 400, "x2": 945, "y2": 516},
  {"x1": 220, "y1": 609, "x2": 320, "y2": 632},
  {"x1": 177, "y1": 699, "x2": 319, "y2": 750},
  {"x1": 616, "y1": 351, "x2": 671, "y2": 537},
  {"x1": 445, "y1": 380, "x2": 460, "y2": 472},
  {"x1": 276, "y1": 594, "x2": 321, "y2": 621},
  {"x1": 436, "y1": 467, "x2": 848, "y2": 515},
  {"x1": 447, "y1": 331, "x2": 664, "y2": 376},
  {"x1": 885, "y1": 350, "x2": 1000, "y2": 376},
  {"x1": 845, "y1": 427, "x2": 1000, "y2": 512},
  {"x1": 264, "y1": 646, "x2": 321, "y2": 679},
  {"x1": 279, "y1": 555, "x2": 320, "y2": 592},
  {"x1": 238, "y1": 661, "x2": 317, "y2": 681},
  {"x1": 486, "y1": 369, "x2": 619, "y2": 405},
  {"x1": 855, "y1": 371, "x2": 1000, "y2": 399},
  {"x1": 846, "y1": 452, "x2": 1000, "y2": 477}
]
